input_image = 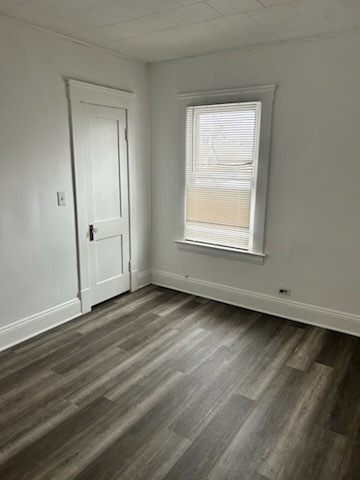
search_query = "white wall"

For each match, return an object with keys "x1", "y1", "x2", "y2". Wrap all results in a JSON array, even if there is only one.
[
  {"x1": 1, "y1": 17, "x2": 359, "y2": 348},
  {"x1": 0, "y1": 17, "x2": 151, "y2": 347},
  {"x1": 150, "y1": 33, "x2": 360, "y2": 335}
]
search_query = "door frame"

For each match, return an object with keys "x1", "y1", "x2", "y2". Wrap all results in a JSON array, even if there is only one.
[{"x1": 67, "y1": 79, "x2": 138, "y2": 314}]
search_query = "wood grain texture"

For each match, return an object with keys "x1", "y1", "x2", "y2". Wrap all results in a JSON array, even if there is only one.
[{"x1": 0, "y1": 285, "x2": 359, "y2": 479}]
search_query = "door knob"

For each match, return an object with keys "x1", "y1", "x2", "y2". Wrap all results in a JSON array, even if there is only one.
[{"x1": 89, "y1": 224, "x2": 98, "y2": 241}]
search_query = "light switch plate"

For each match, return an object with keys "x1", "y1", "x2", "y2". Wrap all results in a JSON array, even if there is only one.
[{"x1": 57, "y1": 191, "x2": 66, "y2": 206}]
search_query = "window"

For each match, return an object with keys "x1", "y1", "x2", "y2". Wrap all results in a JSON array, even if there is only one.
[
  {"x1": 185, "y1": 102, "x2": 261, "y2": 251},
  {"x1": 177, "y1": 85, "x2": 275, "y2": 262}
]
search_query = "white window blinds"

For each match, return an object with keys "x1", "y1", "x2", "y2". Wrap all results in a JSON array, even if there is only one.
[{"x1": 185, "y1": 101, "x2": 261, "y2": 250}]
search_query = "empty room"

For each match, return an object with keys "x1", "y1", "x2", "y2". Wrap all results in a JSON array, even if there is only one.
[{"x1": 0, "y1": 0, "x2": 359, "y2": 479}]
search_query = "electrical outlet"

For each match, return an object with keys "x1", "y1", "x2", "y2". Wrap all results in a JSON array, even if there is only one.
[{"x1": 279, "y1": 287, "x2": 291, "y2": 296}]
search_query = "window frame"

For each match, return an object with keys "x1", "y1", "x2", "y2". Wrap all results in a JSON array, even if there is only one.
[{"x1": 176, "y1": 85, "x2": 276, "y2": 264}]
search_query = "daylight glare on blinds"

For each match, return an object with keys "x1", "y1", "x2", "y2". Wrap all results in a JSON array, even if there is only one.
[{"x1": 185, "y1": 102, "x2": 261, "y2": 250}]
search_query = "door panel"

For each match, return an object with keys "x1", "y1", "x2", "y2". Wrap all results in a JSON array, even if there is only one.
[
  {"x1": 95, "y1": 236, "x2": 123, "y2": 284},
  {"x1": 82, "y1": 103, "x2": 130, "y2": 306},
  {"x1": 90, "y1": 116, "x2": 122, "y2": 220}
]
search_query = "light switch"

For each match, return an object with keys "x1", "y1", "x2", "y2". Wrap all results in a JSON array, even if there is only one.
[{"x1": 57, "y1": 191, "x2": 66, "y2": 206}]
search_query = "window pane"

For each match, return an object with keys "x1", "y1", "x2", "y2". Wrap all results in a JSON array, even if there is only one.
[{"x1": 185, "y1": 102, "x2": 261, "y2": 250}]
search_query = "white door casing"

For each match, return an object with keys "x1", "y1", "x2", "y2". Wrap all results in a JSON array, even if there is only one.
[{"x1": 68, "y1": 80, "x2": 138, "y2": 313}]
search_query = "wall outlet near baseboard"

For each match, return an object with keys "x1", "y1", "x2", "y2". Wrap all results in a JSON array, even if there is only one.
[{"x1": 279, "y1": 287, "x2": 291, "y2": 296}]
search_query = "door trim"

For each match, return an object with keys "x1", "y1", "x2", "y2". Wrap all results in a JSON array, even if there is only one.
[{"x1": 67, "y1": 79, "x2": 138, "y2": 314}]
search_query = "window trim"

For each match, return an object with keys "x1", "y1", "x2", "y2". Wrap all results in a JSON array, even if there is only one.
[{"x1": 176, "y1": 85, "x2": 276, "y2": 262}]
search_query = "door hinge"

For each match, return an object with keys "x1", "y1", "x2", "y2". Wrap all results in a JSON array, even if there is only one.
[
  {"x1": 128, "y1": 260, "x2": 131, "y2": 272},
  {"x1": 125, "y1": 128, "x2": 128, "y2": 142}
]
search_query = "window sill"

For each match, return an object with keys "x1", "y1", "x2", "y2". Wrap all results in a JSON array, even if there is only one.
[{"x1": 175, "y1": 240, "x2": 266, "y2": 265}]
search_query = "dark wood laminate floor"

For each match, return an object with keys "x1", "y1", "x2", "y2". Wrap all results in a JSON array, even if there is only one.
[{"x1": 0, "y1": 286, "x2": 359, "y2": 480}]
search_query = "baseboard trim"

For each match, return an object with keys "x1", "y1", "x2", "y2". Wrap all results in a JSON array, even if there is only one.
[
  {"x1": 152, "y1": 269, "x2": 360, "y2": 337},
  {"x1": 2, "y1": 271, "x2": 358, "y2": 351},
  {"x1": 138, "y1": 270, "x2": 152, "y2": 289},
  {"x1": 0, "y1": 299, "x2": 82, "y2": 351}
]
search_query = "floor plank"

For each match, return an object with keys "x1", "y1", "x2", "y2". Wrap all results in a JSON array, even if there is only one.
[{"x1": 163, "y1": 393, "x2": 254, "y2": 480}]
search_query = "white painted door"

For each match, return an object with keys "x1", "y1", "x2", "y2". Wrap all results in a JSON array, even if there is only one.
[{"x1": 81, "y1": 103, "x2": 130, "y2": 306}]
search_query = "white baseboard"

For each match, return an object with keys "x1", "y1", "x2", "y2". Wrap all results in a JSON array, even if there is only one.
[
  {"x1": 130, "y1": 269, "x2": 152, "y2": 292},
  {"x1": 130, "y1": 269, "x2": 139, "y2": 292},
  {"x1": 0, "y1": 299, "x2": 82, "y2": 352},
  {"x1": 79, "y1": 288, "x2": 92, "y2": 314},
  {"x1": 2, "y1": 270, "x2": 358, "y2": 352},
  {"x1": 152, "y1": 269, "x2": 360, "y2": 337},
  {"x1": 138, "y1": 270, "x2": 152, "y2": 289}
]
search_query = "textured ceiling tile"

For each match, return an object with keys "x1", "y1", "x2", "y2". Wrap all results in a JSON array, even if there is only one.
[
  {"x1": 211, "y1": 13, "x2": 261, "y2": 31},
  {"x1": 246, "y1": 20, "x2": 290, "y2": 35},
  {"x1": 213, "y1": 31, "x2": 259, "y2": 48},
  {"x1": 119, "y1": 0, "x2": 181, "y2": 15},
  {"x1": 114, "y1": 27, "x2": 190, "y2": 47},
  {"x1": 172, "y1": 2, "x2": 222, "y2": 23},
  {"x1": 97, "y1": 42, "x2": 150, "y2": 61},
  {"x1": 325, "y1": 8, "x2": 360, "y2": 27},
  {"x1": 313, "y1": 20, "x2": 357, "y2": 35},
  {"x1": 109, "y1": 30, "x2": 198, "y2": 59},
  {"x1": 290, "y1": 0, "x2": 345, "y2": 16},
  {"x1": 176, "y1": 21, "x2": 222, "y2": 37},
  {"x1": 275, "y1": 27, "x2": 318, "y2": 41},
  {"x1": 203, "y1": 39, "x2": 249, "y2": 54},
  {"x1": 257, "y1": 0, "x2": 289, "y2": 6},
  {"x1": 282, "y1": 13, "x2": 333, "y2": 31},
  {"x1": 77, "y1": 12, "x2": 185, "y2": 43},
  {"x1": 1, "y1": 0, "x2": 113, "y2": 22},
  {"x1": 74, "y1": 29, "x2": 114, "y2": 44},
  {"x1": 37, "y1": 2, "x2": 145, "y2": 33},
  {"x1": 175, "y1": 0, "x2": 203, "y2": 5},
  {"x1": 211, "y1": 12, "x2": 289, "y2": 36},
  {"x1": 248, "y1": 4, "x2": 299, "y2": 24},
  {"x1": 0, "y1": 0, "x2": 32, "y2": 12},
  {"x1": 339, "y1": 0, "x2": 360, "y2": 8},
  {"x1": 242, "y1": 32, "x2": 284, "y2": 44},
  {"x1": 206, "y1": 0, "x2": 263, "y2": 16}
]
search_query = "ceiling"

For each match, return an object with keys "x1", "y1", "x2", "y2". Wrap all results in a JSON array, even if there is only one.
[{"x1": 1, "y1": 0, "x2": 360, "y2": 62}]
